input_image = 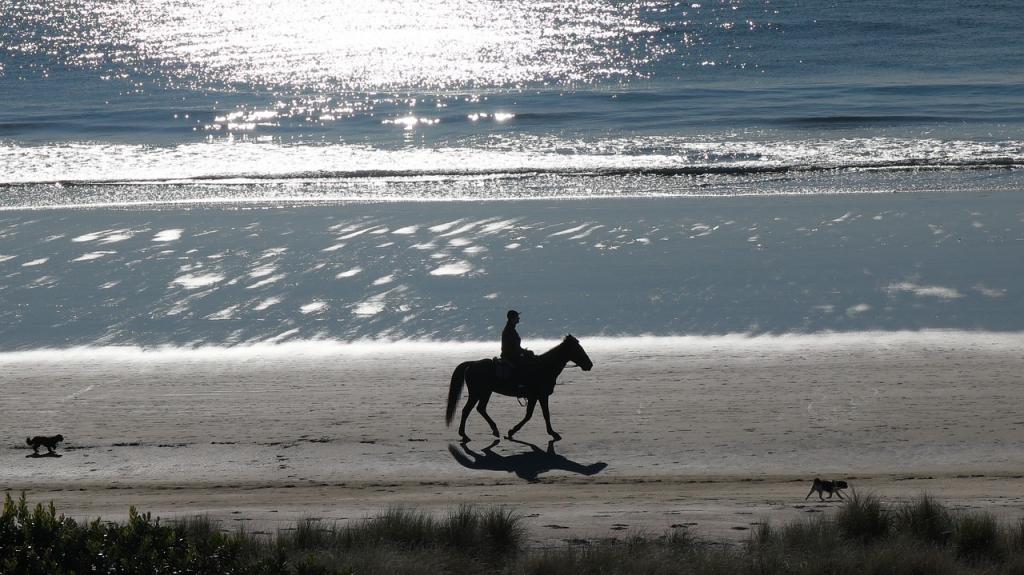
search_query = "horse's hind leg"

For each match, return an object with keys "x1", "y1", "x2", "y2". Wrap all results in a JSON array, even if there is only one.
[
  {"x1": 507, "y1": 398, "x2": 536, "y2": 439},
  {"x1": 458, "y1": 394, "x2": 479, "y2": 440},
  {"x1": 475, "y1": 393, "x2": 500, "y2": 438}
]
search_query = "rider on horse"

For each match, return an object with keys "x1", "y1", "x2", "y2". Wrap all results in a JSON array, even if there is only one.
[{"x1": 500, "y1": 310, "x2": 534, "y2": 392}]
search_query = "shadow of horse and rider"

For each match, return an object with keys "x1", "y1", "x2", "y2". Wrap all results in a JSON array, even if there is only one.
[
  {"x1": 445, "y1": 331, "x2": 606, "y2": 481},
  {"x1": 448, "y1": 437, "x2": 607, "y2": 482}
]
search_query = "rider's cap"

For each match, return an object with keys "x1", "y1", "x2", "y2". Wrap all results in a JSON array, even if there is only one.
[{"x1": 507, "y1": 309, "x2": 520, "y2": 319}]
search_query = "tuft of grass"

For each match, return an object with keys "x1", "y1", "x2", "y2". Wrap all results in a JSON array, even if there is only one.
[
  {"x1": 1006, "y1": 517, "x2": 1024, "y2": 553},
  {"x1": 518, "y1": 536, "x2": 738, "y2": 575},
  {"x1": 358, "y1": 506, "x2": 439, "y2": 549},
  {"x1": 478, "y1": 505, "x2": 527, "y2": 553},
  {"x1": 441, "y1": 504, "x2": 483, "y2": 550},
  {"x1": 779, "y1": 515, "x2": 838, "y2": 551},
  {"x1": 856, "y1": 541, "x2": 965, "y2": 575},
  {"x1": 954, "y1": 511, "x2": 1001, "y2": 561},
  {"x1": 834, "y1": 490, "x2": 891, "y2": 544},
  {"x1": 895, "y1": 493, "x2": 954, "y2": 546},
  {"x1": 282, "y1": 517, "x2": 337, "y2": 550},
  {"x1": 170, "y1": 513, "x2": 222, "y2": 541}
]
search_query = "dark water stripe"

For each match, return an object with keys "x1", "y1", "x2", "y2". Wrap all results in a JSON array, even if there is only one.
[
  {"x1": 0, "y1": 158, "x2": 1018, "y2": 187},
  {"x1": 772, "y1": 115, "x2": 971, "y2": 127}
]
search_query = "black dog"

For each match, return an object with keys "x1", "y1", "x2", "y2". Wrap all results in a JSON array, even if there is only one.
[
  {"x1": 805, "y1": 477, "x2": 849, "y2": 500},
  {"x1": 26, "y1": 434, "x2": 64, "y2": 455}
]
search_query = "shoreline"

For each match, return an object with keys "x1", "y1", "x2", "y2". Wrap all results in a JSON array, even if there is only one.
[{"x1": 1, "y1": 327, "x2": 1021, "y2": 355}]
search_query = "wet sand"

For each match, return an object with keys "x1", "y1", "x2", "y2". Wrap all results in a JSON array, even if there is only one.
[
  {"x1": 3, "y1": 333, "x2": 1023, "y2": 544},
  {"x1": 2, "y1": 192, "x2": 1023, "y2": 349}
]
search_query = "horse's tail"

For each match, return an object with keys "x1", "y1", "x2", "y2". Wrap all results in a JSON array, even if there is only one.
[{"x1": 446, "y1": 361, "x2": 471, "y2": 426}]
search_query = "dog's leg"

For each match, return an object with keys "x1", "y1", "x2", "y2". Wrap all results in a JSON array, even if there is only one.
[{"x1": 805, "y1": 487, "x2": 815, "y2": 500}]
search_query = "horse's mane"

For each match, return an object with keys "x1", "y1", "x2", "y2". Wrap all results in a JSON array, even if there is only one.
[{"x1": 538, "y1": 335, "x2": 577, "y2": 362}]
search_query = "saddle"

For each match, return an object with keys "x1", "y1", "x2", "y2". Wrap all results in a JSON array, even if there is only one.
[{"x1": 494, "y1": 357, "x2": 533, "y2": 396}]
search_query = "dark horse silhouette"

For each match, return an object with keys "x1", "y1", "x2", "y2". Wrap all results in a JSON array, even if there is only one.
[{"x1": 445, "y1": 334, "x2": 593, "y2": 441}]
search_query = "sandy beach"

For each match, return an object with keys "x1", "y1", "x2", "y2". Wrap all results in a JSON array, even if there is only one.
[{"x1": 4, "y1": 333, "x2": 1023, "y2": 544}]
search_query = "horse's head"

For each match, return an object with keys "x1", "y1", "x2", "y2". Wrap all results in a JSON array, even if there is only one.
[{"x1": 564, "y1": 334, "x2": 593, "y2": 371}]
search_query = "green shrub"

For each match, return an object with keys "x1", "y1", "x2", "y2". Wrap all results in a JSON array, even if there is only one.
[
  {"x1": 3, "y1": 492, "x2": 1023, "y2": 574},
  {"x1": 0, "y1": 492, "x2": 262, "y2": 574}
]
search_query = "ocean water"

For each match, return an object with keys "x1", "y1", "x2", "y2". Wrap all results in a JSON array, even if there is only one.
[
  {"x1": 1, "y1": 1, "x2": 1023, "y2": 348},
  {"x1": 1, "y1": 0, "x2": 1022, "y2": 203}
]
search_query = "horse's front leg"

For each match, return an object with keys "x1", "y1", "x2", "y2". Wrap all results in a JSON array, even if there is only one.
[
  {"x1": 506, "y1": 398, "x2": 536, "y2": 439},
  {"x1": 539, "y1": 395, "x2": 561, "y2": 441}
]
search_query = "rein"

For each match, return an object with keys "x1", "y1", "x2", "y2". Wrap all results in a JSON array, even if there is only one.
[{"x1": 516, "y1": 359, "x2": 583, "y2": 406}]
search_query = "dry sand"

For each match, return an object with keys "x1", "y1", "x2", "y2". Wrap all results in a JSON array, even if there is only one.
[{"x1": 2, "y1": 332, "x2": 1023, "y2": 544}]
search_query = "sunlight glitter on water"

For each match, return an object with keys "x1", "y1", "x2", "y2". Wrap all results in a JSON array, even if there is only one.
[
  {"x1": 1, "y1": 137, "x2": 1020, "y2": 190},
  {"x1": 99, "y1": 0, "x2": 661, "y2": 91}
]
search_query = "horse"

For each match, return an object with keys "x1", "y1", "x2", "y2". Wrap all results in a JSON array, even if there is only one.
[{"x1": 445, "y1": 334, "x2": 593, "y2": 441}]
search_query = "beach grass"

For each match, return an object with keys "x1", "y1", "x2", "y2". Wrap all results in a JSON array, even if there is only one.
[{"x1": 4, "y1": 492, "x2": 1024, "y2": 574}]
